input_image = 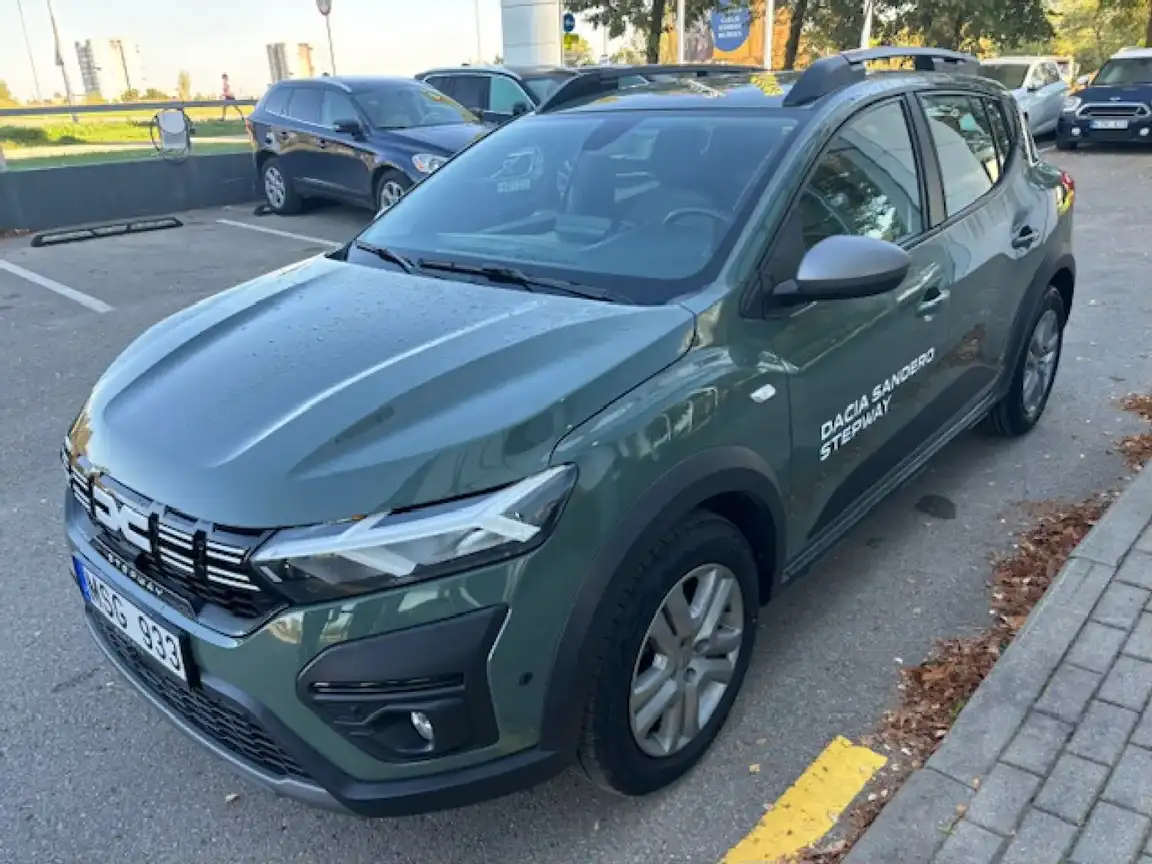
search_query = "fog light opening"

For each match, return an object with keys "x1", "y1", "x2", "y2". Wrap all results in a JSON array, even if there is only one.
[
  {"x1": 1140, "y1": 127, "x2": 1150, "y2": 137},
  {"x1": 411, "y1": 711, "x2": 434, "y2": 742},
  {"x1": 1071, "y1": 127, "x2": 1082, "y2": 137}
]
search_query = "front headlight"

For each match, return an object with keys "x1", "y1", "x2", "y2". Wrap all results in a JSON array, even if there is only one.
[
  {"x1": 1062, "y1": 97, "x2": 1082, "y2": 113},
  {"x1": 252, "y1": 465, "x2": 577, "y2": 599},
  {"x1": 411, "y1": 152, "x2": 447, "y2": 174}
]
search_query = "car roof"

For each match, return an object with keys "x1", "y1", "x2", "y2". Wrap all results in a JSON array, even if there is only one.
[
  {"x1": 417, "y1": 64, "x2": 574, "y2": 80},
  {"x1": 980, "y1": 56, "x2": 1049, "y2": 65},
  {"x1": 1113, "y1": 47, "x2": 1152, "y2": 58},
  {"x1": 273, "y1": 75, "x2": 425, "y2": 92}
]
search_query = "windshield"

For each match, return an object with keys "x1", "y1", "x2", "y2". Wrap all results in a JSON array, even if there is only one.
[
  {"x1": 352, "y1": 111, "x2": 799, "y2": 303},
  {"x1": 522, "y1": 73, "x2": 575, "y2": 104},
  {"x1": 978, "y1": 63, "x2": 1029, "y2": 90},
  {"x1": 1094, "y1": 57, "x2": 1152, "y2": 85},
  {"x1": 353, "y1": 82, "x2": 479, "y2": 129}
]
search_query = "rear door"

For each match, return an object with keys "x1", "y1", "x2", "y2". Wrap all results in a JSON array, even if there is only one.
[
  {"x1": 281, "y1": 86, "x2": 325, "y2": 193},
  {"x1": 764, "y1": 98, "x2": 959, "y2": 553},
  {"x1": 912, "y1": 91, "x2": 1042, "y2": 417}
]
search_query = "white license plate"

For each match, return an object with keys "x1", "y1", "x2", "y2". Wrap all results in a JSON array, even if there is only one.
[
  {"x1": 1091, "y1": 119, "x2": 1129, "y2": 130},
  {"x1": 78, "y1": 559, "x2": 190, "y2": 683}
]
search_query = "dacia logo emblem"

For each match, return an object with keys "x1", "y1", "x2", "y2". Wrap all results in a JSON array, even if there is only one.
[
  {"x1": 1110, "y1": 96, "x2": 1122, "y2": 101},
  {"x1": 91, "y1": 476, "x2": 151, "y2": 554}
]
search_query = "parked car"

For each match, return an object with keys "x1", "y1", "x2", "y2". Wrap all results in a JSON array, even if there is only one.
[
  {"x1": 1057, "y1": 47, "x2": 1152, "y2": 149},
  {"x1": 247, "y1": 75, "x2": 489, "y2": 215},
  {"x1": 415, "y1": 63, "x2": 759, "y2": 126},
  {"x1": 977, "y1": 56, "x2": 1069, "y2": 136},
  {"x1": 65, "y1": 46, "x2": 1075, "y2": 817}
]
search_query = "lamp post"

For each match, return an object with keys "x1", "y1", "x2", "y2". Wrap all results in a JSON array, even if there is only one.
[
  {"x1": 45, "y1": 0, "x2": 78, "y2": 122},
  {"x1": 15, "y1": 0, "x2": 44, "y2": 103},
  {"x1": 317, "y1": 0, "x2": 337, "y2": 74},
  {"x1": 762, "y1": 0, "x2": 776, "y2": 68}
]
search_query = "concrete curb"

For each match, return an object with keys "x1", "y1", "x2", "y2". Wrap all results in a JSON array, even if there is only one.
[{"x1": 843, "y1": 468, "x2": 1152, "y2": 864}]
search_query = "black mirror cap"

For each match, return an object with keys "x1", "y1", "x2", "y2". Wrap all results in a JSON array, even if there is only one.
[
  {"x1": 334, "y1": 117, "x2": 364, "y2": 135},
  {"x1": 512, "y1": 101, "x2": 532, "y2": 116},
  {"x1": 791, "y1": 234, "x2": 911, "y2": 301}
]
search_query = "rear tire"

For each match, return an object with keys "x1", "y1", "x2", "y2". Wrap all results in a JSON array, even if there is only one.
[
  {"x1": 261, "y1": 157, "x2": 302, "y2": 215},
  {"x1": 575, "y1": 511, "x2": 759, "y2": 796},
  {"x1": 982, "y1": 285, "x2": 1066, "y2": 437}
]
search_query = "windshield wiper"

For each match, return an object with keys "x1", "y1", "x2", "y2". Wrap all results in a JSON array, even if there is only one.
[
  {"x1": 415, "y1": 259, "x2": 624, "y2": 303},
  {"x1": 354, "y1": 241, "x2": 414, "y2": 273}
]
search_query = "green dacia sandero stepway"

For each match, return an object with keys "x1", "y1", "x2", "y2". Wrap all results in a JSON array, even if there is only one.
[{"x1": 63, "y1": 48, "x2": 1076, "y2": 816}]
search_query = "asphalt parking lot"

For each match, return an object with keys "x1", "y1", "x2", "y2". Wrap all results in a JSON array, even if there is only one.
[{"x1": 2, "y1": 146, "x2": 1151, "y2": 864}]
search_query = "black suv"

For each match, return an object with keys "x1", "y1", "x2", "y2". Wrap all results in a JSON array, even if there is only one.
[
  {"x1": 1057, "y1": 47, "x2": 1152, "y2": 149},
  {"x1": 415, "y1": 63, "x2": 759, "y2": 125},
  {"x1": 247, "y1": 76, "x2": 488, "y2": 214}
]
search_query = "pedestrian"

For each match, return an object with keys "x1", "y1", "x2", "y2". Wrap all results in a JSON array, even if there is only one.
[{"x1": 220, "y1": 73, "x2": 235, "y2": 119}]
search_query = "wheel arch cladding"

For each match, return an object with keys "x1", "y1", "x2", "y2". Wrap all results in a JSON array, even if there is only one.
[
  {"x1": 1050, "y1": 265, "x2": 1075, "y2": 320},
  {"x1": 539, "y1": 446, "x2": 786, "y2": 754}
]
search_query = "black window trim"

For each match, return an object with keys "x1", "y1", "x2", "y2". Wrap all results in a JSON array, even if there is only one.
[
  {"x1": 740, "y1": 92, "x2": 937, "y2": 319},
  {"x1": 284, "y1": 82, "x2": 330, "y2": 129},
  {"x1": 912, "y1": 88, "x2": 1016, "y2": 233}
]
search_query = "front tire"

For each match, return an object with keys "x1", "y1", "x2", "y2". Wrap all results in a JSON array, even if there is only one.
[
  {"x1": 375, "y1": 170, "x2": 412, "y2": 212},
  {"x1": 576, "y1": 511, "x2": 759, "y2": 796},
  {"x1": 982, "y1": 285, "x2": 1066, "y2": 437},
  {"x1": 260, "y1": 157, "x2": 302, "y2": 215}
]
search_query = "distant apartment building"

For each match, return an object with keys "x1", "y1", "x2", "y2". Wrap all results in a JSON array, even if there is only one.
[
  {"x1": 75, "y1": 38, "x2": 146, "y2": 100},
  {"x1": 266, "y1": 43, "x2": 316, "y2": 83}
]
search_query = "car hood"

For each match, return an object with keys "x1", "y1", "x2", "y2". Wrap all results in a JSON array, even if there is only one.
[
  {"x1": 383, "y1": 123, "x2": 488, "y2": 153},
  {"x1": 1075, "y1": 83, "x2": 1152, "y2": 102},
  {"x1": 71, "y1": 256, "x2": 695, "y2": 528}
]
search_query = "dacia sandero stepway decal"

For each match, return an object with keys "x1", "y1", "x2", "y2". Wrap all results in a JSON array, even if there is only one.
[{"x1": 819, "y1": 348, "x2": 936, "y2": 461}]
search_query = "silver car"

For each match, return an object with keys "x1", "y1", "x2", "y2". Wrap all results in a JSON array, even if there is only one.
[{"x1": 978, "y1": 56, "x2": 1069, "y2": 136}]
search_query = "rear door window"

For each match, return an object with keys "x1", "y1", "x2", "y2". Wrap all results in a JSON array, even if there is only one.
[
  {"x1": 918, "y1": 93, "x2": 1001, "y2": 216},
  {"x1": 983, "y1": 98, "x2": 1013, "y2": 172},
  {"x1": 321, "y1": 90, "x2": 358, "y2": 127},
  {"x1": 444, "y1": 75, "x2": 488, "y2": 113},
  {"x1": 287, "y1": 88, "x2": 323, "y2": 125}
]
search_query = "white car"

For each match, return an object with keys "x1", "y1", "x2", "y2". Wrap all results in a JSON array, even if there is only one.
[{"x1": 978, "y1": 56, "x2": 1070, "y2": 136}]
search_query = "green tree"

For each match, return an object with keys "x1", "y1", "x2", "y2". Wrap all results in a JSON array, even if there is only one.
[
  {"x1": 1098, "y1": 0, "x2": 1152, "y2": 47},
  {"x1": 176, "y1": 70, "x2": 192, "y2": 101},
  {"x1": 879, "y1": 0, "x2": 1053, "y2": 51},
  {"x1": 564, "y1": 34, "x2": 596, "y2": 64},
  {"x1": 565, "y1": 0, "x2": 754, "y2": 62},
  {"x1": 142, "y1": 87, "x2": 170, "y2": 100},
  {"x1": 120, "y1": 88, "x2": 140, "y2": 102},
  {"x1": 0, "y1": 80, "x2": 17, "y2": 107}
]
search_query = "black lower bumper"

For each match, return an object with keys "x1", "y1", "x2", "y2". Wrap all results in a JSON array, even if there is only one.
[
  {"x1": 1057, "y1": 115, "x2": 1152, "y2": 145},
  {"x1": 86, "y1": 609, "x2": 570, "y2": 817}
]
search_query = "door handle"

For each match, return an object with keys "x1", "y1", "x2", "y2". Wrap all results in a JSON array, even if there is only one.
[
  {"x1": 916, "y1": 284, "x2": 950, "y2": 317},
  {"x1": 276, "y1": 131, "x2": 291, "y2": 142},
  {"x1": 1011, "y1": 226, "x2": 1038, "y2": 250},
  {"x1": 317, "y1": 139, "x2": 328, "y2": 149}
]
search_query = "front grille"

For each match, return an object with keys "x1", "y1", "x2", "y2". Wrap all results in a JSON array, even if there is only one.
[
  {"x1": 67, "y1": 458, "x2": 283, "y2": 620},
  {"x1": 95, "y1": 615, "x2": 309, "y2": 779},
  {"x1": 1078, "y1": 103, "x2": 1150, "y2": 118}
]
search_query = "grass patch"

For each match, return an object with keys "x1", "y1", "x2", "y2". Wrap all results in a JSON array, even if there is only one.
[
  {"x1": 1, "y1": 117, "x2": 246, "y2": 148},
  {"x1": 6, "y1": 141, "x2": 251, "y2": 170}
]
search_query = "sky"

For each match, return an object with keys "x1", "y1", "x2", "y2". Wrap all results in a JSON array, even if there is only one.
[{"x1": 0, "y1": 0, "x2": 627, "y2": 102}]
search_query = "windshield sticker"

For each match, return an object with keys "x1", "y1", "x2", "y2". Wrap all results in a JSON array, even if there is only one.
[{"x1": 819, "y1": 348, "x2": 936, "y2": 462}]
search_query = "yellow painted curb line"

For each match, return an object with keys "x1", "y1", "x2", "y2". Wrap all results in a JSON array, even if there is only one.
[{"x1": 721, "y1": 736, "x2": 887, "y2": 863}]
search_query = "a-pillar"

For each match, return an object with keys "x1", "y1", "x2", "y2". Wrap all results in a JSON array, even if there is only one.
[{"x1": 500, "y1": 0, "x2": 563, "y2": 66}]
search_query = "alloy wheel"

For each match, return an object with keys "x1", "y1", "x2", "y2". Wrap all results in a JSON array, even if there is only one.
[
  {"x1": 629, "y1": 563, "x2": 745, "y2": 758},
  {"x1": 379, "y1": 180, "x2": 406, "y2": 210},
  {"x1": 1022, "y1": 308, "x2": 1060, "y2": 418},
  {"x1": 263, "y1": 166, "x2": 286, "y2": 209}
]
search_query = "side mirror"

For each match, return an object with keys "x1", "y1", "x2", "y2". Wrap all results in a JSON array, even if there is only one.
[
  {"x1": 1075, "y1": 74, "x2": 1091, "y2": 87},
  {"x1": 1026, "y1": 80, "x2": 1042, "y2": 92},
  {"x1": 511, "y1": 101, "x2": 531, "y2": 117},
  {"x1": 333, "y1": 117, "x2": 365, "y2": 137},
  {"x1": 782, "y1": 235, "x2": 911, "y2": 301}
]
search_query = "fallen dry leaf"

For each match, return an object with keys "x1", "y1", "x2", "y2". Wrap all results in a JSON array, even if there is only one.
[
  {"x1": 225, "y1": 792, "x2": 240, "y2": 804},
  {"x1": 748, "y1": 763, "x2": 761, "y2": 775}
]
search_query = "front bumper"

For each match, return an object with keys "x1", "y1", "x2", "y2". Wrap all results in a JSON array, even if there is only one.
[
  {"x1": 1057, "y1": 113, "x2": 1152, "y2": 144},
  {"x1": 66, "y1": 492, "x2": 579, "y2": 816},
  {"x1": 85, "y1": 609, "x2": 566, "y2": 815}
]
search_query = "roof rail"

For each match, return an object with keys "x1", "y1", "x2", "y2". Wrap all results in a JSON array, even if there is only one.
[
  {"x1": 782, "y1": 46, "x2": 980, "y2": 107},
  {"x1": 536, "y1": 63, "x2": 762, "y2": 114}
]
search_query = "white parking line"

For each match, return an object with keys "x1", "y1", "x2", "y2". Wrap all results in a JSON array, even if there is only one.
[
  {"x1": 1038, "y1": 144, "x2": 1055, "y2": 153},
  {"x1": 0, "y1": 259, "x2": 113, "y2": 313},
  {"x1": 216, "y1": 219, "x2": 342, "y2": 248}
]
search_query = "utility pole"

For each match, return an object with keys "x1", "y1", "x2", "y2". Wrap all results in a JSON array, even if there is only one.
[
  {"x1": 860, "y1": 0, "x2": 874, "y2": 48},
  {"x1": 474, "y1": 0, "x2": 483, "y2": 62},
  {"x1": 317, "y1": 0, "x2": 337, "y2": 74},
  {"x1": 16, "y1": 0, "x2": 44, "y2": 103},
  {"x1": 676, "y1": 0, "x2": 686, "y2": 62},
  {"x1": 762, "y1": 0, "x2": 776, "y2": 68},
  {"x1": 45, "y1": 0, "x2": 78, "y2": 122}
]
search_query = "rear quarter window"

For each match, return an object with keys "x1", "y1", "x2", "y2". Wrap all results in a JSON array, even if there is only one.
[{"x1": 261, "y1": 87, "x2": 291, "y2": 116}]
